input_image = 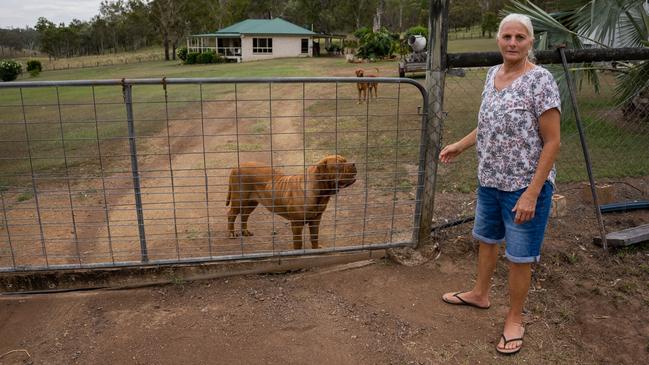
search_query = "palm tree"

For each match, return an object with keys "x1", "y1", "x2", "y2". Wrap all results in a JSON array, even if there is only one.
[{"x1": 504, "y1": 0, "x2": 648, "y2": 114}]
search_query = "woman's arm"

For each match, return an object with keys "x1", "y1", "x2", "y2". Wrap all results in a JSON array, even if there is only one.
[
  {"x1": 512, "y1": 108, "x2": 561, "y2": 224},
  {"x1": 439, "y1": 128, "x2": 477, "y2": 163}
]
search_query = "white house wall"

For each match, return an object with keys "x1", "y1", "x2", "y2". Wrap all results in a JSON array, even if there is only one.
[{"x1": 241, "y1": 36, "x2": 311, "y2": 62}]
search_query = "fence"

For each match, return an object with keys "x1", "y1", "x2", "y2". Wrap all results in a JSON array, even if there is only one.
[
  {"x1": 435, "y1": 49, "x2": 649, "y2": 236},
  {"x1": 0, "y1": 77, "x2": 429, "y2": 272},
  {"x1": 447, "y1": 25, "x2": 488, "y2": 40}
]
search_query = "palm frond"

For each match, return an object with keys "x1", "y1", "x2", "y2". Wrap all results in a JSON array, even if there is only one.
[
  {"x1": 504, "y1": 1, "x2": 604, "y2": 119},
  {"x1": 615, "y1": 60, "x2": 649, "y2": 104},
  {"x1": 505, "y1": 1, "x2": 609, "y2": 47}
]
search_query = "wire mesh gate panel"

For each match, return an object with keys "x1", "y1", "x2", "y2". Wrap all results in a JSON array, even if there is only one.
[
  {"x1": 0, "y1": 78, "x2": 428, "y2": 272},
  {"x1": 436, "y1": 60, "x2": 649, "y2": 226}
]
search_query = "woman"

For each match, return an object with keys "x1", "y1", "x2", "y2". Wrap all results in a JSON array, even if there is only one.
[{"x1": 439, "y1": 13, "x2": 561, "y2": 355}]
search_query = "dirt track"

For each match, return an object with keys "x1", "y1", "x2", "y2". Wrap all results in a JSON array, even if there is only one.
[
  {"x1": 1, "y1": 183, "x2": 649, "y2": 364},
  {"x1": 1, "y1": 63, "x2": 648, "y2": 364}
]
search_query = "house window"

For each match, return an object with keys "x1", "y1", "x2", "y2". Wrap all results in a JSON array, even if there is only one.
[
  {"x1": 301, "y1": 39, "x2": 308, "y2": 54},
  {"x1": 253, "y1": 38, "x2": 273, "y2": 54}
]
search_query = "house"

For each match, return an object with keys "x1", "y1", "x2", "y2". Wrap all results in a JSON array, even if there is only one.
[{"x1": 187, "y1": 18, "x2": 316, "y2": 62}]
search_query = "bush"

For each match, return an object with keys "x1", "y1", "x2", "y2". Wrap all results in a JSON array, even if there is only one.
[
  {"x1": 356, "y1": 29, "x2": 396, "y2": 60},
  {"x1": 0, "y1": 60, "x2": 22, "y2": 82},
  {"x1": 27, "y1": 60, "x2": 42, "y2": 77},
  {"x1": 177, "y1": 47, "x2": 188, "y2": 62},
  {"x1": 213, "y1": 53, "x2": 225, "y2": 64},
  {"x1": 353, "y1": 27, "x2": 371, "y2": 40},
  {"x1": 184, "y1": 51, "x2": 224, "y2": 64},
  {"x1": 197, "y1": 52, "x2": 213, "y2": 64},
  {"x1": 406, "y1": 25, "x2": 428, "y2": 39},
  {"x1": 186, "y1": 52, "x2": 199, "y2": 64}
]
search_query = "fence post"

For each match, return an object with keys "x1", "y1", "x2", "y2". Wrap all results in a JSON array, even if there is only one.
[
  {"x1": 558, "y1": 47, "x2": 608, "y2": 249},
  {"x1": 123, "y1": 83, "x2": 148, "y2": 262},
  {"x1": 415, "y1": 0, "x2": 449, "y2": 247}
]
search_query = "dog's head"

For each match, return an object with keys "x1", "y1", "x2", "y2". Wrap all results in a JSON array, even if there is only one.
[
  {"x1": 355, "y1": 69, "x2": 364, "y2": 77},
  {"x1": 310, "y1": 155, "x2": 357, "y2": 194}
]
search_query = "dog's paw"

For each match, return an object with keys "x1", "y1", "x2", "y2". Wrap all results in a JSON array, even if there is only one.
[{"x1": 242, "y1": 230, "x2": 254, "y2": 236}]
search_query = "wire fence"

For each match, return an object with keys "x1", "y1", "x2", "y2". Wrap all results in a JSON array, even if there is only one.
[
  {"x1": 41, "y1": 53, "x2": 166, "y2": 71},
  {"x1": 435, "y1": 56, "x2": 649, "y2": 230},
  {"x1": 0, "y1": 77, "x2": 428, "y2": 271},
  {"x1": 447, "y1": 26, "x2": 489, "y2": 40}
]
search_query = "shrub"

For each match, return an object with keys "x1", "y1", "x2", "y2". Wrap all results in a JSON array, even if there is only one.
[
  {"x1": 406, "y1": 25, "x2": 428, "y2": 39},
  {"x1": 353, "y1": 27, "x2": 371, "y2": 40},
  {"x1": 184, "y1": 51, "x2": 224, "y2": 64},
  {"x1": 197, "y1": 51, "x2": 216, "y2": 64},
  {"x1": 356, "y1": 29, "x2": 396, "y2": 60},
  {"x1": 0, "y1": 60, "x2": 22, "y2": 82},
  {"x1": 27, "y1": 60, "x2": 42, "y2": 77},
  {"x1": 177, "y1": 47, "x2": 188, "y2": 62},
  {"x1": 186, "y1": 52, "x2": 199, "y2": 64},
  {"x1": 213, "y1": 53, "x2": 225, "y2": 64}
]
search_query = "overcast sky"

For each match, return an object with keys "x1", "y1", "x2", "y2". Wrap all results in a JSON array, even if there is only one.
[{"x1": 0, "y1": 0, "x2": 104, "y2": 29}]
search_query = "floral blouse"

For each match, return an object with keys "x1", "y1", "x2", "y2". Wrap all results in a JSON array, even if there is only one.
[{"x1": 476, "y1": 64, "x2": 561, "y2": 191}]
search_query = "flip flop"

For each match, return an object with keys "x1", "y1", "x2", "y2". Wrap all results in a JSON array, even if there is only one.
[
  {"x1": 496, "y1": 328, "x2": 525, "y2": 355},
  {"x1": 441, "y1": 291, "x2": 490, "y2": 309}
]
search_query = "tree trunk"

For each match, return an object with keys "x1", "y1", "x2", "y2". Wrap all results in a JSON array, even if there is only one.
[
  {"x1": 164, "y1": 33, "x2": 170, "y2": 61},
  {"x1": 399, "y1": 2, "x2": 403, "y2": 32}
]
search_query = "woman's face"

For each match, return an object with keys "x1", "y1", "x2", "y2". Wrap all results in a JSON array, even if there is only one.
[{"x1": 497, "y1": 21, "x2": 533, "y2": 64}]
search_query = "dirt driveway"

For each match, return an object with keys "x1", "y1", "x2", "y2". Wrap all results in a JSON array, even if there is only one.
[
  {"x1": 1, "y1": 181, "x2": 648, "y2": 364},
  {"x1": 1, "y1": 61, "x2": 648, "y2": 364}
]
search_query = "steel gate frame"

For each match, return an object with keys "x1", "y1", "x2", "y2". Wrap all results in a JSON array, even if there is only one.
[{"x1": 0, "y1": 77, "x2": 430, "y2": 272}]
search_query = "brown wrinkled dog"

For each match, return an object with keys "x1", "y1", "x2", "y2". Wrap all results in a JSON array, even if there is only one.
[
  {"x1": 226, "y1": 155, "x2": 357, "y2": 249},
  {"x1": 355, "y1": 68, "x2": 379, "y2": 103}
]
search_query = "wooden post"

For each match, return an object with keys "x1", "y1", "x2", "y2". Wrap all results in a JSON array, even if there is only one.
[{"x1": 416, "y1": 0, "x2": 449, "y2": 247}]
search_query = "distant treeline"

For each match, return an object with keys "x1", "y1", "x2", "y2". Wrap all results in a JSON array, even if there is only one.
[{"x1": 0, "y1": 0, "x2": 566, "y2": 61}]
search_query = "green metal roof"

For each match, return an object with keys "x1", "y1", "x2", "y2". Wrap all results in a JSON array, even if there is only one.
[{"x1": 214, "y1": 18, "x2": 316, "y2": 36}]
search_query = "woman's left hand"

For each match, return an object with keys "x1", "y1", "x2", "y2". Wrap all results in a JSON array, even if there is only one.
[{"x1": 512, "y1": 191, "x2": 538, "y2": 224}]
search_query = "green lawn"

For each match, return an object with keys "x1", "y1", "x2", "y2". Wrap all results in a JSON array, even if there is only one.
[
  {"x1": 447, "y1": 38, "x2": 498, "y2": 53},
  {"x1": 1, "y1": 52, "x2": 646, "y2": 191}
]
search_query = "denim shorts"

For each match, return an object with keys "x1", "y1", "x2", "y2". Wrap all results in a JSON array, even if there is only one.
[{"x1": 472, "y1": 181, "x2": 554, "y2": 263}]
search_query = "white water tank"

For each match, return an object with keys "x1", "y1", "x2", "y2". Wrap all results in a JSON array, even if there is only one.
[{"x1": 408, "y1": 35, "x2": 427, "y2": 52}]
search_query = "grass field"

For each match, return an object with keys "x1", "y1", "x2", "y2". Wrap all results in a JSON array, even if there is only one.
[
  {"x1": 1, "y1": 49, "x2": 646, "y2": 193},
  {"x1": 14, "y1": 47, "x2": 165, "y2": 71},
  {"x1": 447, "y1": 38, "x2": 498, "y2": 53}
]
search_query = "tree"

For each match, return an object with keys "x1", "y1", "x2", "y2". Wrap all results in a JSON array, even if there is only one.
[
  {"x1": 35, "y1": 17, "x2": 58, "y2": 59},
  {"x1": 506, "y1": 0, "x2": 649, "y2": 115},
  {"x1": 481, "y1": 12, "x2": 498, "y2": 38},
  {"x1": 150, "y1": 0, "x2": 189, "y2": 61},
  {"x1": 449, "y1": 1, "x2": 482, "y2": 31}
]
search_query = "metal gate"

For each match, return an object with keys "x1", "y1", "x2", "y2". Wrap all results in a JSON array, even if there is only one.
[{"x1": 0, "y1": 77, "x2": 429, "y2": 272}]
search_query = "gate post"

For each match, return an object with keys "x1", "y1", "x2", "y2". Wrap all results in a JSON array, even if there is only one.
[
  {"x1": 415, "y1": 0, "x2": 449, "y2": 247},
  {"x1": 123, "y1": 83, "x2": 148, "y2": 262}
]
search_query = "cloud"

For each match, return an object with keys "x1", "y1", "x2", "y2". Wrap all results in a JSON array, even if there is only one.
[{"x1": 0, "y1": 0, "x2": 104, "y2": 28}]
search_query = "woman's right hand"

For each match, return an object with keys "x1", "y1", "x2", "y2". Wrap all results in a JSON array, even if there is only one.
[{"x1": 439, "y1": 142, "x2": 463, "y2": 163}]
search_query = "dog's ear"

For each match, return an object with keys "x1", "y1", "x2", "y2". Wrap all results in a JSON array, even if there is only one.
[
  {"x1": 313, "y1": 157, "x2": 337, "y2": 193},
  {"x1": 355, "y1": 69, "x2": 363, "y2": 77}
]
